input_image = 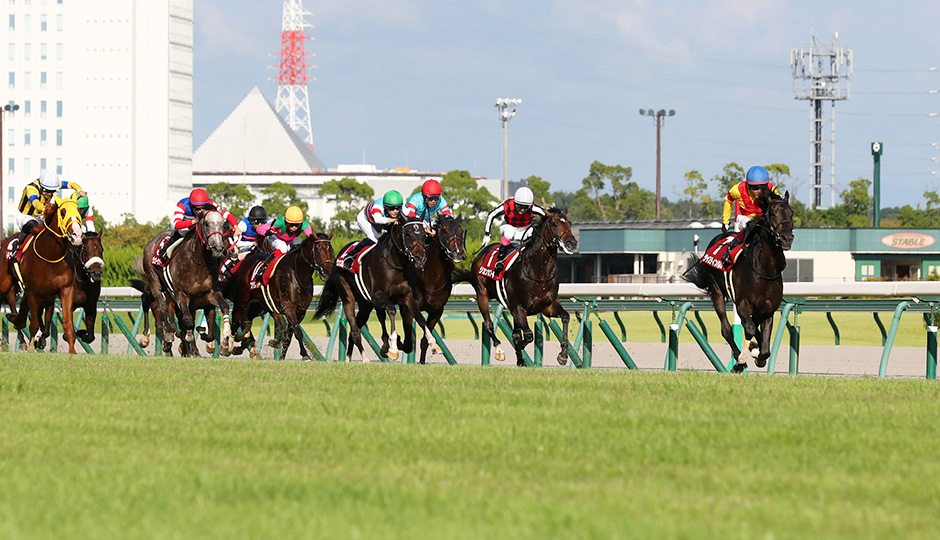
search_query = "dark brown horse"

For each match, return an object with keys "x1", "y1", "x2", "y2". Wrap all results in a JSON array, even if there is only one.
[
  {"x1": 396, "y1": 215, "x2": 466, "y2": 364},
  {"x1": 313, "y1": 219, "x2": 432, "y2": 362},
  {"x1": 134, "y1": 211, "x2": 234, "y2": 356},
  {"x1": 682, "y1": 192, "x2": 794, "y2": 372},
  {"x1": 227, "y1": 231, "x2": 335, "y2": 361},
  {"x1": 465, "y1": 208, "x2": 578, "y2": 366},
  {"x1": 8, "y1": 199, "x2": 85, "y2": 353}
]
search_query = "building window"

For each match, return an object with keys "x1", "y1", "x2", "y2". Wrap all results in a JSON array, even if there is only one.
[
  {"x1": 24, "y1": 129, "x2": 30, "y2": 146},
  {"x1": 56, "y1": 42, "x2": 62, "y2": 60},
  {"x1": 24, "y1": 43, "x2": 30, "y2": 60},
  {"x1": 7, "y1": 71, "x2": 13, "y2": 88},
  {"x1": 40, "y1": 129, "x2": 46, "y2": 146},
  {"x1": 24, "y1": 14, "x2": 30, "y2": 32},
  {"x1": 56, "y1": 128, "x2": 62, "y2": 146},
  {"x1": 23, "y1": 71, "x2": 30, "y2": 90},
  {"x1": 55, "y1": 71, "x2": 62, "y2": 90},
  {"x1": 40, "y1": 71, "x2": 46, "y2": 89},
  {"x1": 40, "y1": 158, "x2": 46, "y2": 171},
  {"x1": 56, "y1": 100, "x2": 62, "y2": 117},
  {"x1": 56, "y1": 14, "x2": 62, "y2": 31},
  {"x1": 6, "y1": 129, "x2": 11, "y2": 146},
  {"x1": 927, "y1": 265, "x2": 940, "y2": 280},
  {"x1": 40, "y1": 100, "x2": 46, "y2": 117},
  {"x1": 40, "y1": 42, "x2": 47, "y2": 60},
  {"x1": 7, "y1": 158, "x2": 13, "y2": 175},
  {"x1": 7, "y1": 43, "x2": 13, "y2": 61},
  {"x1": 40, "y1": 14, "x2": 46, "y2": 31},
  {"x1": 24, "y1": 157, "x2": 31, "y2": 176},
  {"x1": 860, "y1": 264, "x2": 876, "y2": 280},
  {"x1": 8, "y1": 15, "x2": 13, "y2": 31},
  {"x1": 23, "y1": 100, "x2": 30, "y2": 117},
  {"x1": 55, "y1": 158, "x2": 61, "y2": 174}
]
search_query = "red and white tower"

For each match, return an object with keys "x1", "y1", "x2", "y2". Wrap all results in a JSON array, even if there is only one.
[{"x1": 276, "y1": 0, "x2": 315, "y2": 149}]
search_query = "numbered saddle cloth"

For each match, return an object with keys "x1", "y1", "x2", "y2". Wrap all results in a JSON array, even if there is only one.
[
  {"x1": 701, "y1": 234, "x2": 744, "y2": 272},
  {"x1": 335, "y1": 240, "x2": 375, "y2": 275},
  {"x1": 476, "y1": 246, "x2": 521, "y2": 281},
  {"x1": 250, "y1": 253, "x2": 284, "y2": 290}
]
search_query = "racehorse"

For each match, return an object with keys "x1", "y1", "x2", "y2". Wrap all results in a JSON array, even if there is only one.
[
  {"x1": 313, "y1": 218, "x2": 432, "y2": 362},
  {"x1": 227, "y1": 231, "x2": 335, "y2": 361},
  {"x1": 682, "y1": 192, "x2": 794, "y2": 372},
  {"x1": 396, "y1": 215, "x2": 466, "y2": 364},
  {"x1": 134, "y1": 211, "x2": 234, "y2": 356},
  {"x1": 464, "y1": 208, "x2": 578, "y2": 367},
  {"x1": 7, "y1": 198, "x2": 85, "y2": 353}
]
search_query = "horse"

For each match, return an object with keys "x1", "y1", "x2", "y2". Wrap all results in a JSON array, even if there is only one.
[
  {"x1": 227, "y1": 231, "x2": 335, "y2": 361},
  {"x1": 682, "y1": 192, "x2": 794, "y2": 372},
  {"x1": 464, "y1": 208, "x2": 578, "y2": 367},
  {"x1": 7, "y1": 198, "x2": 85, "y2": 353},
  {"x1": 396, "y1": 215, "x2": 466, "y2": 364},
  {"x1": 313, "y1": 218, "x2": 432, "y2": 362},
  {"x1": 133, "y1": 211, "x2": 234, "y2": 356}
]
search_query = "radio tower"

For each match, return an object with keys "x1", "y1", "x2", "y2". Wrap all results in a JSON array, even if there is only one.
[
  {"x1": 791, "y1": 32, "x2": 852, "y2": 209},
  {"x1": 276, "y1": 0, "x2": 315, "y2": 149}
]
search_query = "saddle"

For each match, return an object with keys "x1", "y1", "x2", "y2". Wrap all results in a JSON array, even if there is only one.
[
  {"x1": 477, "y1": 245, "x2": 521, "y2": 281},
  {"x1": 250, "y1": 252, "x2": 285, "y2": 290},
  {"x1": 701, "y1": 234, "x2": 744, "y2": 272},
  {"x1": 151, "y1": 235, "x2": 173, "y2": 268},
  {"x1": 336, "y1": 240, "x2": 376, "y2": 274}
]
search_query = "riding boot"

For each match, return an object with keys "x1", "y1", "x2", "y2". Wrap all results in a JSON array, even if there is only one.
[
  {"x1": 494, "y1": 243, "x2": 511, "y2": 273},
  {"x1": 722, "y1": 236, "x2": 740, "y2": 267},
  {"x1": 219, "y1": 257, "x2": 237, "y2": 283},
  {"x1": 154, "y1": 229, "x2": 183, "y2": 266}
]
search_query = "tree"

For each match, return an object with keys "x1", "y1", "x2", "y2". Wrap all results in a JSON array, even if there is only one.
[
  {"x1": 206, "y1": 182, "x2": 255, "y2": 218},
  {"x1": 839, "y1": 177, "x2": 873, "y2": 227},
  {"x1": 440, "y1": 170, "x2": 497, "y2": 218},
  {"x1": 765, "y1": 163, "x2": 791, "y2": 194},
  {"x1": 522, "y1": 175, "x2": 552, "y2": 207},
  {"x1": 319, "y1": 177, "x2": 373, "y2": 232},
  {"x1": 261, "y1": 182, "x2": 309, "y2": 218},
  {"x1": 681, "y1": 170, "x2": 711, "y2": 218},
  {"x1": 712, "y1": 162, "x2": 746, "y2": 199}
]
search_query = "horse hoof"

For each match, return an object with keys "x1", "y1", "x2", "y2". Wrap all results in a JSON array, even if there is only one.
[
  {"x1": 731, "y1": 362, "x2": 747, "y2": 374},
  {"x1": 302, "y1": 355, "x2": 312, "y2": 362},
  {"x1": 206, "y1": 341, "x2": 216, "y2": 354},
  {"x1": 388, "y1": 350, "x2": 400, "y2": 361},
  {"x1": 268, "y1": 339, "x2": 279, "y2": 348},
  {"x1": 557, "y1": 353, "x2": 568, "y2": 366},
  {"x1": 250, "y1": 347, "x2": 259, "y2": 360},
  {"x1": 221, "y1": 337, "x2": 233, "y2": 357},
  {"x1": 495, "y1": 351, "x2": 505, "y2": 362},
  {"x1": 431, "y1": 345, "x2": 440, "y2": 355},
  {"x1": 185, "y1": 331, "x2": 195, "y2": 343}
]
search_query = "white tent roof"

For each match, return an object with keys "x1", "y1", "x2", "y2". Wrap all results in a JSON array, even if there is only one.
[{"x1": 193, "y1": 87, "x2": 325, "y2": 173}]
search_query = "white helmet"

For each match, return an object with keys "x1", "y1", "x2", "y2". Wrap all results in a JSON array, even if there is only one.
[
  {"x1": 514, "y1": 186, "x2": 534, "y2": 206},
  {"x1": 39, "y1": 170, "x2": 60, "y2": 191}
]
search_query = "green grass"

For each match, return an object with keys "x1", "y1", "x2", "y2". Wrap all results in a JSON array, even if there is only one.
[{"x1": 1, "y1": 355, "x2": 939, "y2": 539}]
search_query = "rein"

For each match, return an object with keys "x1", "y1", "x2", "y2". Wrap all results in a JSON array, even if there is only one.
[
  {"x1": 32, "y1": 201, "x2": 82, "y2": 263},
  {"x1": 746, "y1": 220, "x2": 788, "y2": 281}
]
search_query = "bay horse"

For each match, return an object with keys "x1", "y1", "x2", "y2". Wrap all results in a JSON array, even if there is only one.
[
  {"x1": 464, "y1": 208, "x2": 578, "y2": 367},
  {"x1": 134, "y1": 211, "x2": 234, "y2": 356},
  {"x1": 313, "y1": 218, "x2": 432, "y2": 362},
  {"x1": 227, "y1": 231, "x2": 335, "y2": 361},
  {"x1": 396, "y1": 215, "x2": 466, "y2": 364},
  {"x1": 8, "y1": 198, "x2": 85, "y2": 353},
  {"x1": 682, "y1": 192, "x2": 794, "y2": 372}
]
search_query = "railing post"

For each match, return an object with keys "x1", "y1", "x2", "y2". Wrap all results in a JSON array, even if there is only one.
[
  {"x1": 338, "y1": 315, "x2": 348, "y2": 362},
  {"x1": 466, "y1": 311, "x2": 480, "y2": 340},
  {"x1": 613, "y1": 312, "x2": 627, "y2": 341},
  {"x1": 787, "y1": 321, "x2": 800, "y2": 375},
  {"x1": 768, "y1": 303, "x2": 795, "y2": 374},
  {"x1": 581, "y1": 318, "x2": 592, "y2": 369},
  {"x1": 927, "y1": 325, "x2": 937, "y2": 380},
  {"x1": 873, "y1": 312, "x2": 887, "y2": 346},
  {"x1": 879, "y1": 301, "x2": 910, "y2": 378},
  {"x1": 667, "y1": 324, "x2": 679, "y2": 372},
  {"x1": 652, "y1": 311, "x2": 666, "y2": 343},
  {"x1": 127, "y1": 307, "x2": 144, "y2": 355},
  {"x1": 595, "y1": 315, "x2": 637, "y2": 370},
  {"x1": 534, "y1": 317, "x2": 544, "y2": 367},
  {"x1": 826, "y1": 312, "x2": 840, "y2": 345},
  {"x1": 405, "y1": 321, "x2": 416, "y2": 364},
  {"x1": 101, "y1": 314, "x2": 110, "y2": 355},
  {"x1": 50, "y1": 313, "x2": 59, "y2": 352}
]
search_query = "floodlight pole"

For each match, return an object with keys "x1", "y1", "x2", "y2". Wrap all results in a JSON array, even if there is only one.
[
  {"x1": 871, "y1": 142, "x2": 883, "y2": 227},
  {"x1": 639, "y1": 108, "x2": 676, "y2": 220},
  {"x1": 496, "y1": 98, "x2": 522, "y2": 200}
]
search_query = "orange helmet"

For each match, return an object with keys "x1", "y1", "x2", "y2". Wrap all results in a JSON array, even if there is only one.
[
  {"x1": 422, "y1": 179, "x2": 442, "y2": 197},
  {"x1": 285, "y1": 206, "x2": 304, "y2": 224}
]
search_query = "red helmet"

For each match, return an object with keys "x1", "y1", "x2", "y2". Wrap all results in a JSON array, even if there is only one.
[
  {"x1": 190, "y1": 188, "x2": 210, "y2": 206},
  {"x1": 422, "y1": 179, "x2": 442, "y2": 197}
]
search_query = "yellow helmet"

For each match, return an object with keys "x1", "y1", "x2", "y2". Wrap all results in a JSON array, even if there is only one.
[{"x1": 285, "y1": 206, "x2": 304, "y2": 224}]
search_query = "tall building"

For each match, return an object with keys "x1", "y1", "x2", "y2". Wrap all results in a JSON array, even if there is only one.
[{"x1": 2, "y1": 0, "x2": 193, "y2": 229}]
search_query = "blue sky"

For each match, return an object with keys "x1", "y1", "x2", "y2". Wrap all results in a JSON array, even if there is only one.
[{"x1": 194, "y1": 0, "x2": 940, "y2": 210}]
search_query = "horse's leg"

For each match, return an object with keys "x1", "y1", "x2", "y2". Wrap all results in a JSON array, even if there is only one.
[
  {"x1": 736, "y1": 301, "x2": 758, "y2": 370},
  {"x1": 474, "y1": 286, "x2": 503, "y2": 361},
  {"x1": 59, "y1": 286, "x2": 77, "y2": 354},
  {"x1": 26, "y1": 294, "x2": 42, "y2": 353},
  {"x1": 510, "y1": 305, "x2": 532, "y2": 367},
  {"x1": 754, "y1": 315, "x2": 773, "y2": 369},
  {"x1": 542, "y1": 300, "x2": 570, "y2": 366},
  {"x1": 398, "y1": 308, "x2": 415, "y2": 354},
  {"x1": 340, "y1": 293, "x2": 367, "y2": 363},
  {"x1": 288, "y1": 305, "x2": 313, "y2": 362},
  {"x1": 206, "y1": 292, "x2": 233, "y2": 356},
  {"x1": 419, "y1": 307, "x2": 444, "y2": 365},
  {"x1": 709, "y1": 285, "x2": 743, "y2": 371},
  {"x1": 176, "y1": 291, "x2": 196, "y2": 346},
  {"x1": 372, "y1": 307, "x2": 390, "y2": 357},
  {"x1": 353, "y1": 304, "x2": 374, "y2": 362}
]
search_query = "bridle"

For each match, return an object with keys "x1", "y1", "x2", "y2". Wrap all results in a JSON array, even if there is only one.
[
  {"x1": 194, "y1": 212, "x2": 225, "y2": 250},
  {"x1": 745, "y1": 204, "x2": 792, "y2": 280},
  {"x1": 33, "y1": 200, "x2": 82, "y2": 263},
  {"x1": 393, "y1": 221, "x2": 426, "y2": 265},
  {"x1": 434, "y1": 218, "x2": 464, "y2": 263},
  {"x1": 520, "y1": 212, "x2": 575, "y2": 283},
  {"x1": 300, "y1": 235, "x2": 334, "y2": 280}
]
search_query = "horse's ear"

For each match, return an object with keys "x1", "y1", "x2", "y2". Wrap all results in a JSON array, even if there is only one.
[
  {"x1": 784, "y1": 190, "x2": 790, "y2": 202},
  {"x1": 563, "y1": 208, "x2": 569, "y2": 215},
  {"x1": 328, "y1": 230, "x2": 334, "y2": 239}
]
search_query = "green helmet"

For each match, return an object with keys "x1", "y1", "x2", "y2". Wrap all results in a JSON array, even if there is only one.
[
  {"x1": 76, "y1": 195, "x2": 89, "y2": 209},
  {"x1": 383, "y1": 190, "x2": 403, "y2": 207}
]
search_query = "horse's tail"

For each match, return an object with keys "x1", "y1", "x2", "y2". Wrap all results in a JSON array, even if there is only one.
[
  {"x1": 681, "y1": 254, "x2": 710, "y2": 292},
  {"x1": 451, "y1": 267, "x2": 473, "y2": 284},
  {"x1": 131, "y1": 256, "x2": 147, "y2": 281},
  {"x1": 313, "y1": 273, "x2": 344, "y2": 320}
]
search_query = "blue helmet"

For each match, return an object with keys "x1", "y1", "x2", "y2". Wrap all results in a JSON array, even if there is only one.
[{"x1": 746, "y1": 166, "x2": 770, "y2": 185}]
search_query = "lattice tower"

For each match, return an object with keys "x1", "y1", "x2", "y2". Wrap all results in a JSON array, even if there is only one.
[{"x1": 276, "y1": 0, "x2": 315, "y2": 148}]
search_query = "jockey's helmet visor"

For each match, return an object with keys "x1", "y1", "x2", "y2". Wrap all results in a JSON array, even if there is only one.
[
  {"x1": 425, "y1": 195, "x2": 440, "y2": 205},
  {"x1": 250, "y1": 218, "x2": 265, "y2": 225}
]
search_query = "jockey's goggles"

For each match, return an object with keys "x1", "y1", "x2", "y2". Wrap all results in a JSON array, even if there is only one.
[
  {"x1": 425, "y1": 195, "x2": 440, "y2": 204},
  {"x1": 41, "y1": 188, "x2": 56, "y2": 195},
  {"x1": 517, "y1": 204, "x2": 531, "y2": 211},
  {"x1": 385, "y1": 205, "x2": 402, "y2": 213},
  {"x1": 250, "y1": 218, "x2": 265, "y2": 225}
]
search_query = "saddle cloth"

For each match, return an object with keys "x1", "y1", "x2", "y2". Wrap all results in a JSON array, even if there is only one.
[
  {"x1": 250, "y1": 252, "x2": 284, "y2": 290},
  {"x1": 4, "y1": 236, "x2": 26, "y2": 262},
  {"x1": 476, "y1": 245, "x2": 521, "y2": 281},
  {"x1": 335, "y1": 240, "x2": 376, "y2": 275},
  {"x1": 151, "y1": 235, "x2": 172, "y2": 267},
  {"x1": 701, "y1": 234, "x2": 744, "y2": 272}
]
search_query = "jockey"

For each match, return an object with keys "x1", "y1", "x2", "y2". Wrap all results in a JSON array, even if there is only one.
[
  {"x1": 152, "y1": 187, "x2": 239, "y2": 267},
  {"x1": 70, "y1": 193, "x2": 96, "y2": 233},
  {"x1": 15, "y1": 170, "x2": 85, "y2": 234},
  {"x1": 256, "y1": 205, "x2": 313, "y2": 257},
  {"x1": 721, "y1": 165, "x2": 779, "y2": 265},
  {"x1": 358, "y1": 190, "x2": 403, "y2": 243},
  {"x1": 404, "y1": 179, "x2": 453, "y2": 232},
  {"x1": 234, "y1": 205, "x2": 270, "y2": 258},
  {"x1": 482, "y1": 186, "x2": 546, "y2": 272}
]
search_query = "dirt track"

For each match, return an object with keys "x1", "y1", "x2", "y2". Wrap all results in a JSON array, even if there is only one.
[{"x1": 34, "y1": 331, "x2": 934, "y2": 378}]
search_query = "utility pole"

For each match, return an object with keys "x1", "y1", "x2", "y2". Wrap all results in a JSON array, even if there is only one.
[
  {"x1": 0, "y1": 102, "x2": 20, "y2": 235},
  {"x1": 871, "y1": 142, "x2": 882, "y2": 227},
  {"x1": 639, "y1": 108, "x2": 675, "y2": 220},
  {"x1": 495, "y1": 98, "x2": 521, "y2": 200}
]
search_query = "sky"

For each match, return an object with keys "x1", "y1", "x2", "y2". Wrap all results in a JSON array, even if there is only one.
[{"x1": 193, "y1": 0, "x2": 940, "y2": 210}]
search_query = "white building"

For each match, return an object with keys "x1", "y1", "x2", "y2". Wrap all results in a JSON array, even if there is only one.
[
  {"x1": 2, "y1": 0, "x2": 192, "y2": 230},
  {"x1": 193, "y1": 88, "x2": 500, "y2": 222}
]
